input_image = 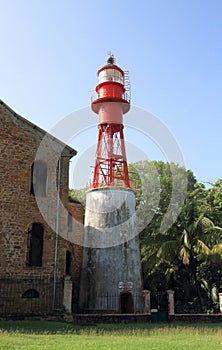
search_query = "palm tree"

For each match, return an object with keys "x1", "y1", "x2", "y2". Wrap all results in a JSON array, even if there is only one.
[{"x1": 157, "y1": 202, "x2": 222, "y2": 312}]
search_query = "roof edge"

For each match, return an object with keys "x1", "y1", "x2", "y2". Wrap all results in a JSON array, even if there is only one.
[{"x1": 0, "y1": 99, "x2": 77, "y2": 158}]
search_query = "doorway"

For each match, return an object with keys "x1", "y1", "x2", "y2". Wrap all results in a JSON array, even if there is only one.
[
  {"x1": 150, "y1": 291, "x2": 168, "y2": 322},
  {"x1": 66, "y1": 250, "x2": 71, "y2": 275},
  {"x1": 120, "y1": 292, "x2": 134, "y2": 313}
]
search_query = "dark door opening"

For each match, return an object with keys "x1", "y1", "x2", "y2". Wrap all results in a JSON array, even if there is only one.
[
  {"x1": 120, "y1": 292, "x2": 134, "y2": 313},
  {"x1": 66, "y1": 250, "x2": 71, "y2": 275},
  {"x1": 150, "y1": 291, "x2": 168, "y2": 322},
  {"x1": 27, "y1": 223, "x2": 44, "y2": 267}
]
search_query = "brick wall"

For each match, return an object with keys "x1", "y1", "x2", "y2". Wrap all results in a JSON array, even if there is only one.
[{"x1": 0, "y1": 101, "x2": 83, "y2": 314}]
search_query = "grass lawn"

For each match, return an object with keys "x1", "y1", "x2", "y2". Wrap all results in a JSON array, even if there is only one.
[{"x1": 0, "y1": 320, "x2": 221, "y2": 350}]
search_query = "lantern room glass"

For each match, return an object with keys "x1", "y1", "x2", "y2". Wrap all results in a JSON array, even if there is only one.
[{"x1": 98, "y1": 69, "x2": 123, "y2": 84}]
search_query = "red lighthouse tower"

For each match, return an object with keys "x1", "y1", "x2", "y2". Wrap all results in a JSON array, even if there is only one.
[
  {"x1": 91, "y1": 55, "x2": 131, "y2": 188},
  {"x1": 79, "y1": 56, "x2": 143, "y2": 313}
]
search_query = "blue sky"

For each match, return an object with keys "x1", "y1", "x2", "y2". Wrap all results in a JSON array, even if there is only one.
[{"x1": 1, "y1": 0, "x2": 222, "y2": 188}]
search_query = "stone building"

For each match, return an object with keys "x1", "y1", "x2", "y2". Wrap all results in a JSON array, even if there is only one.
[{"x1": 0, "y1": 100, "x2": 83, "y2": 316}]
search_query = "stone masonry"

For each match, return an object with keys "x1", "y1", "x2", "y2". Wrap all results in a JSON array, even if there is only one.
[{"x1": 0, "y1": 100, "x2": 83, "y2": 315}]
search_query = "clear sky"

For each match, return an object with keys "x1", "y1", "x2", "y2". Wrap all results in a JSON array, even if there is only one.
[{"x1": 1, "y1": 0, "x2": 222, "y2": 188}]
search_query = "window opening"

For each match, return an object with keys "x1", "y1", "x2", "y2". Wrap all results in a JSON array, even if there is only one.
[
  {"x1": 27, "y1": 223, "x2": 44, "y2": 267},
  {"x1": 30, "y1": 160, "x2": 47, "y2": 197}
]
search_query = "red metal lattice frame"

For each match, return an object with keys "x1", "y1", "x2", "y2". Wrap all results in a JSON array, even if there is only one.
[{"x1": 92, "y1": 123, "x2": 130, "y2": 188}]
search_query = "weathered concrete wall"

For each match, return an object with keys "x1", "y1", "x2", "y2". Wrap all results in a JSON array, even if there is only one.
[{"x1": 79, "y1": 187, "x2": 142, "y2": 313}]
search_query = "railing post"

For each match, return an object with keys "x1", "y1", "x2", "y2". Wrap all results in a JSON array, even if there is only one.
[
  {"x1": 219, "y1": 293, "x2": 222, "y2": 313},
  {"x1": 167, "y1": 290, "x2": 175, "y2": 321},
  {"x1": 142, "y1": 290, "x2": 151, "y2": 315},
  {"x1": 63, "y1": 276, "x2": 73, "y2": 314}
]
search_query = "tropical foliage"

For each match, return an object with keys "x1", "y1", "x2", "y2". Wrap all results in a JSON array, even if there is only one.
[{"x1": 133, "y1": 161, "x2": 222, "y2": 313}]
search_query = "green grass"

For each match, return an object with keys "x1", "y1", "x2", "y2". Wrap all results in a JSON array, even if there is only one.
[{"x1": 0, "y1": 321, "x2": 221, "y2": 350}]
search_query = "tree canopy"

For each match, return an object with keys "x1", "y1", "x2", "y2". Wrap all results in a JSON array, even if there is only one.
[{"x1": 131, "y1": 161, "x2": 222, "y2": 313}]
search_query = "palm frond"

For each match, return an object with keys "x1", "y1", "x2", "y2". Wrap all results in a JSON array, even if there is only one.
[
  {"x1": 199, "y1": 217, "x2": 215, "y2": 233},
  {"x1": 211, "y1": 243, "x2": 222, "y2": 255},
  {"x1": 179, "y1": 246, "x2": 190, "y2": 265},
  {"x1": 214, "y1": 226, "x2": 222, "y2": 232},
  {"x1": 182, "y1": 229, "x2": 191, "y2": 249},
  {"x1": 195, "y1": 239, "x2": 211, "y2": 255},
  {"x1": 193, "y1": 213, "x2": 204, "y2": 230}
]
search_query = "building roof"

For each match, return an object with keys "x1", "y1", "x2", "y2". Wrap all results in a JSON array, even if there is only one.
[
  {"x1": 0, "y1": 99, "x2": 77, "y2": 158},
  {"x1": 68, "y1": 196, "x2": 84, "y2": 205}
]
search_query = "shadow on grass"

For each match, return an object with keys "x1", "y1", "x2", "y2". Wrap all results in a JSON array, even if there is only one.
[{"x1": 0, "y1": 320, "x2": 221, "y2": 335}]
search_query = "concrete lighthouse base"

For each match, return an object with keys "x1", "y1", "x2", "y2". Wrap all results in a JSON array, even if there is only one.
[{"x1": 79, "y1": 187, "x2": 142, "y2": 313}]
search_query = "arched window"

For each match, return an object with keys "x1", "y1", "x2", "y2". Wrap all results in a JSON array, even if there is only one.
[
  {"x1": 27, "y1": 223, "x2": 44, "y2": 267},
  {"x1": 30, "y1": 160, "x2": 47, "y2": 197},
  {"x1": 22, "y1": 289, "x2": 39, "y2": 299}
]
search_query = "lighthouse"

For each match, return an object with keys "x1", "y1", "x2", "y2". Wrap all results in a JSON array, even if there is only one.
[
  {"x1": 79, "y1": 56, "x2": 142, "y2": 313},
  {"x1": 91, "y1": 54, "x2": 130, "y2": 189}
]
